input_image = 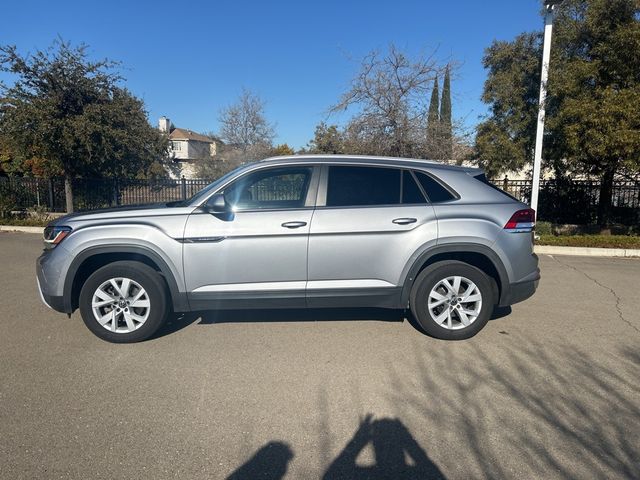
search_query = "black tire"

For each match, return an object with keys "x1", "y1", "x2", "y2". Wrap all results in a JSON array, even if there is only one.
[
  {"x1": 79, "y1": 261, "x2": 168, "y2": 343},
  {"x1": 410, "y1": 260, "x2": 494, "y2": 340}
]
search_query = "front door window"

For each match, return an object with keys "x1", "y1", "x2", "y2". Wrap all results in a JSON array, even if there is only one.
[{"x1": 222, "y1": 166, "x2": 313, "y2": 210}]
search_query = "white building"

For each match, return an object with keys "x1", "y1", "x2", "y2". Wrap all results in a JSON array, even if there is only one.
[{"x1": 159, "y1": 116, "x2": 220, "y2": 178}]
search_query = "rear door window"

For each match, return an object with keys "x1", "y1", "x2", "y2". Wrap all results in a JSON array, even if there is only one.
[
  {"x1": 402, "y1": 170, "x2": 427, "y2": 204},
  {"x1": 326, "y1": 166, "x2": 401, "y2": 207}
]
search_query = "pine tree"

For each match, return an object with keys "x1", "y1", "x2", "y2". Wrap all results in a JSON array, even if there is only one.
[
  {"x1": 426, "y1": 75, "x2": 440, "y2": 159},
  {"x1": 440, "y1": 65, "x2": 453, "y2": 160}
]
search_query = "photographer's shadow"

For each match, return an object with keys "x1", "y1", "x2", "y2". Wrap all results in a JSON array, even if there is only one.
[
  {"x1": 226, "y1": 441, "x2": 293, "y2": 480},
  {"x1": 323, "y1": 414, "x2": 445, "y2": 480}
]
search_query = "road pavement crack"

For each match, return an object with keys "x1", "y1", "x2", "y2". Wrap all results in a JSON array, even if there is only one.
[{"x1": 548, "y1": 255, "x2": 639, "y2": 335}]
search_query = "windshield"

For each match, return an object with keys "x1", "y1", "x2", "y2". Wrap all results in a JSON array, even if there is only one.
[{"x1": 179, "y1": 165, "x2": 249, "y2": 206}]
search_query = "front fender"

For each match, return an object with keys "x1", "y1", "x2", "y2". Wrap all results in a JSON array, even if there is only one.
[{"x1": 60, "y1": 224, "x2": 188, "y2": 313}]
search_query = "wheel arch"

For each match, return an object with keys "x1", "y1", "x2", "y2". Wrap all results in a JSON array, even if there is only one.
[
  {"x1": 63, "y1": 245, "x2": 189, "y2": 314},
  {"x1": 400, "y1": 244, "x2": 510, "y2": 308}
]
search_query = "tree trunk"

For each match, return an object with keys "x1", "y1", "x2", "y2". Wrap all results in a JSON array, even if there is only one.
[
  {"x1": 64, "y1": 176, "x2": 74, "y2": 213},
  {"x1": 597, "y1": 165, "x2": 616, "y2": 226}
]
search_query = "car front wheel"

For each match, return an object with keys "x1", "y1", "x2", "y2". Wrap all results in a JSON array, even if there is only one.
[
  {"x1": 410, "y1": 261, "x2": 493, "y2": 340},
  {"x1": 79, "y1": 261, "x2": 168, "y2": 343}
]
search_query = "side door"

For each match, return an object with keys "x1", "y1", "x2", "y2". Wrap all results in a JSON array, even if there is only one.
[
  {"x1": 306, "y1": 164, "x2": 438, "y2": 307},
  {"x1": 183, "y1": 165, "x2": 319, "y2": 309}
]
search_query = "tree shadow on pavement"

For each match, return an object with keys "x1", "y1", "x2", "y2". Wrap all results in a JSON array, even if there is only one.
[{"x1": 385, "y1": 336, "x2": 640, "y2": 478}]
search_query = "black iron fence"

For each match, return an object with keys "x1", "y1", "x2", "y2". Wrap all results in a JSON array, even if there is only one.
[
  {"x1": 0, "y1": 177, "x2": 211, "y2": 213},
  {"x1": 495, "y1": 177, "x2": 640, "y2": 225},
  {"x1": 1, "y1": 175, "x2": 639, "y2": 225}
]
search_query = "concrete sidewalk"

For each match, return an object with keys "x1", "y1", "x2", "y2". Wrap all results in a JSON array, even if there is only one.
[
  {"x1": 535, "y1": 244, "x2": 640, "y2": 257},
  {"x1": 0, "y1": 225, "x2": 44, "y2": 234}
]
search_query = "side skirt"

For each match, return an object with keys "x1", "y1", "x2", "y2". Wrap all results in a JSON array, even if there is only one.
[{"x1": 187, "y1": 287, "x2": 403, "y2": 310}]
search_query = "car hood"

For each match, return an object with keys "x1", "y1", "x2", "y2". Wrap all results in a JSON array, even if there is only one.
[{"x1": 49, "y1": 202, "x2": 192, "y2": 225}]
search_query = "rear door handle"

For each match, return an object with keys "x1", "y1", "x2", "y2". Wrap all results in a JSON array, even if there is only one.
[
  {"x1": 392, "y1": 217, "x2": 417, "y2": 225},
  {"x1": 281, "y1": 221, "x2": 308, "y2": 229}
]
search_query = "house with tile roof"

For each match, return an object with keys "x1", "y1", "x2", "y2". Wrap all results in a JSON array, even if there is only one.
[{"x1": 159, "y1": 116, "x2": 221, "y2": 178}]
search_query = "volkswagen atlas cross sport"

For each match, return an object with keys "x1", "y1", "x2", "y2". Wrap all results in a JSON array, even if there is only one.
[{"x1": 36, "y1": 155, "x2": 539, "y2": 343}]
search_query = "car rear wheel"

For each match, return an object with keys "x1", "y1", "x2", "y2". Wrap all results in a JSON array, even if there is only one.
[
  {"x1": 410, "y1": 261, "x2": 493, "y2": 340},
  {"x1": 79, "y1": 261, "x2": 168, "y2": 343}
]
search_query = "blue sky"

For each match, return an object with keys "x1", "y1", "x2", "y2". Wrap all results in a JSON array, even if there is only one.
[{"x1": 2, "y1": 0, "x2": 544, "y2": 149}]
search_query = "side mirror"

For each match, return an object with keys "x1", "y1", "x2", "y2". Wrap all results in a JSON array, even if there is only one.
[{"x1": 204, "y1": 193, "x2": 227, "y2": 213}]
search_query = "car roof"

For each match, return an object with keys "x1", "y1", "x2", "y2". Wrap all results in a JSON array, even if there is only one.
[{"x1": 254, "y1": 154, "x2": 482, "y2": 174}]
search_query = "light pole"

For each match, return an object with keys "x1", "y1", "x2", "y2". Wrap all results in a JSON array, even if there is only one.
[{"x1": 531, "y1": 0, "x2": 562, "y2": 214}]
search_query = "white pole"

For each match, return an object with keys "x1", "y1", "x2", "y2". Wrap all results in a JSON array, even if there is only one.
[{"x1": 531, "y1": 5, "x2": 556, "y2": 214}]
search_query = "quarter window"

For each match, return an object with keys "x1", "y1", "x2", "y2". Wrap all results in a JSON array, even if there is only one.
[
  {"x1": 414, "y1": 171, "x2": 456, "y2": 203},
  {"x1": 223, "y1": 167, "x2": 312, "y2": 210}
]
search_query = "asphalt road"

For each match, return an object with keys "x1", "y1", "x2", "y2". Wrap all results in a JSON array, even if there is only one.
[{"x1": 1, "y1": 232, "x2": 639, "y2": 479}]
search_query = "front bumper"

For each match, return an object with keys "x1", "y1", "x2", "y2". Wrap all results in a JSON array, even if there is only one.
[
  {"x1": 36, "y1": 275, "x2": 66, "y2": 312},
  {"x1": 36, "y1": 251, "x2": 69, "y2": 313}
]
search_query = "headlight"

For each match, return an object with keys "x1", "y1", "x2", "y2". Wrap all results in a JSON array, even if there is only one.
[{"x1": 43, "y1": 225, "x2": 72, "y2": 249}]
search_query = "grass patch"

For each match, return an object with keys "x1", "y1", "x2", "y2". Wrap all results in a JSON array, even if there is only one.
[
  {"x1": 537, "y1": 234, "x2": 640, "y2": 249},
  {"x1": 0, "y1": 217, "x2": 49, "y2": 227}
]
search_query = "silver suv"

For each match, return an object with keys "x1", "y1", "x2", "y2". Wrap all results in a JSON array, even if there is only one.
[{"x1": 36, "y1": 155, "x2": 539, "y2": 343}]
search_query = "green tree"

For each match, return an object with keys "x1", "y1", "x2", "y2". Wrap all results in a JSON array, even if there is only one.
[
  {"x1": 476, "y1": 0, "x2": 640, "y2": 224},
  {"x1": 0, "y1": 39, "x2": 168, "y2": 212},
  {"x1": 425, "y1": 76, "x2": 440, "y2": 159},
  {"x1": 307, "y1": 122, "x2": 344, "y2": 154},
  {"x1": 440, "y1": 65, "x2": 453, "y2": 160},
  {"x1": 475, "y1": 33, "x2": 542, "y2": 177},
  {"x1": 549, "y1": 0, "x2": 640, "y2": 223},
  {"x1": 270, "y1": 143, "x2": 295, "y2": 156},
  {"x1": 0, "y1": 133, "x2": 18, "y2": 175}
]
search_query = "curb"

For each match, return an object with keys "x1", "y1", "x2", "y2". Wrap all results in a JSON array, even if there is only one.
[
  {"x1": 0, "y1": 225, "x2": 44, "y2": 234},
  {"x1": 535, "y1": 245, "x2": 640, "y2": 258}
]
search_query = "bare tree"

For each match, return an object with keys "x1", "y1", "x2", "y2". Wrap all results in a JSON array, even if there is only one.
[
  {"x1": 197, "y1": 89, "x2": 276, "y2": 179},
  {"x1": 330, "y1": 45, "x2": 448, "y2": 158},
  {"x1": 219, "y1": 88, "x2": 275, "y2": 153}
]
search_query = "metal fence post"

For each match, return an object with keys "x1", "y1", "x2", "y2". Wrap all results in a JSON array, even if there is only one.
[
  {"x1": 112, "y1": 178, "x2": 120, "y2": 206},
  {"x1": 48, "y1": 178, "x2": 54, "y2": 211},
  {"x1": 36, "y1": 178, "x2": 41, "y2": 207},
  {"x1": 181, "y1": 176, "x2": 187, "y2": 200}
]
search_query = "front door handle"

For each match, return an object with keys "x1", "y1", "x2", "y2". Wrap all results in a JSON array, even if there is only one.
[
  {"x1": 281, "y1": 221, "x2": 307, "y2": 229},
  {"x1": 392, "y1": 217, "x2": 417, "y2": 225}
]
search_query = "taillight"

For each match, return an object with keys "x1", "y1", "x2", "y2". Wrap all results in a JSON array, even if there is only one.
[
  {"x1": 504, "y1": 209, "x2": 535, "y2": 233},
  {"x1": 43, "y1": 225, "x2": 72, "y2": 249}
]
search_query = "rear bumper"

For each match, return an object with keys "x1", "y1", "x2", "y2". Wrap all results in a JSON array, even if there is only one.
[{"x1": 499, "y1": 268, "x2": 540, "y2": 306}]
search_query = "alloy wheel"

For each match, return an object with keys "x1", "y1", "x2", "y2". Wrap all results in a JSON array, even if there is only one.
[
  {"x1": 427, "y1": 275, "x2": 483, "y2": 330},
  {"x1": 91, "y1": 277, "x2": 151, "y2": 333}
]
